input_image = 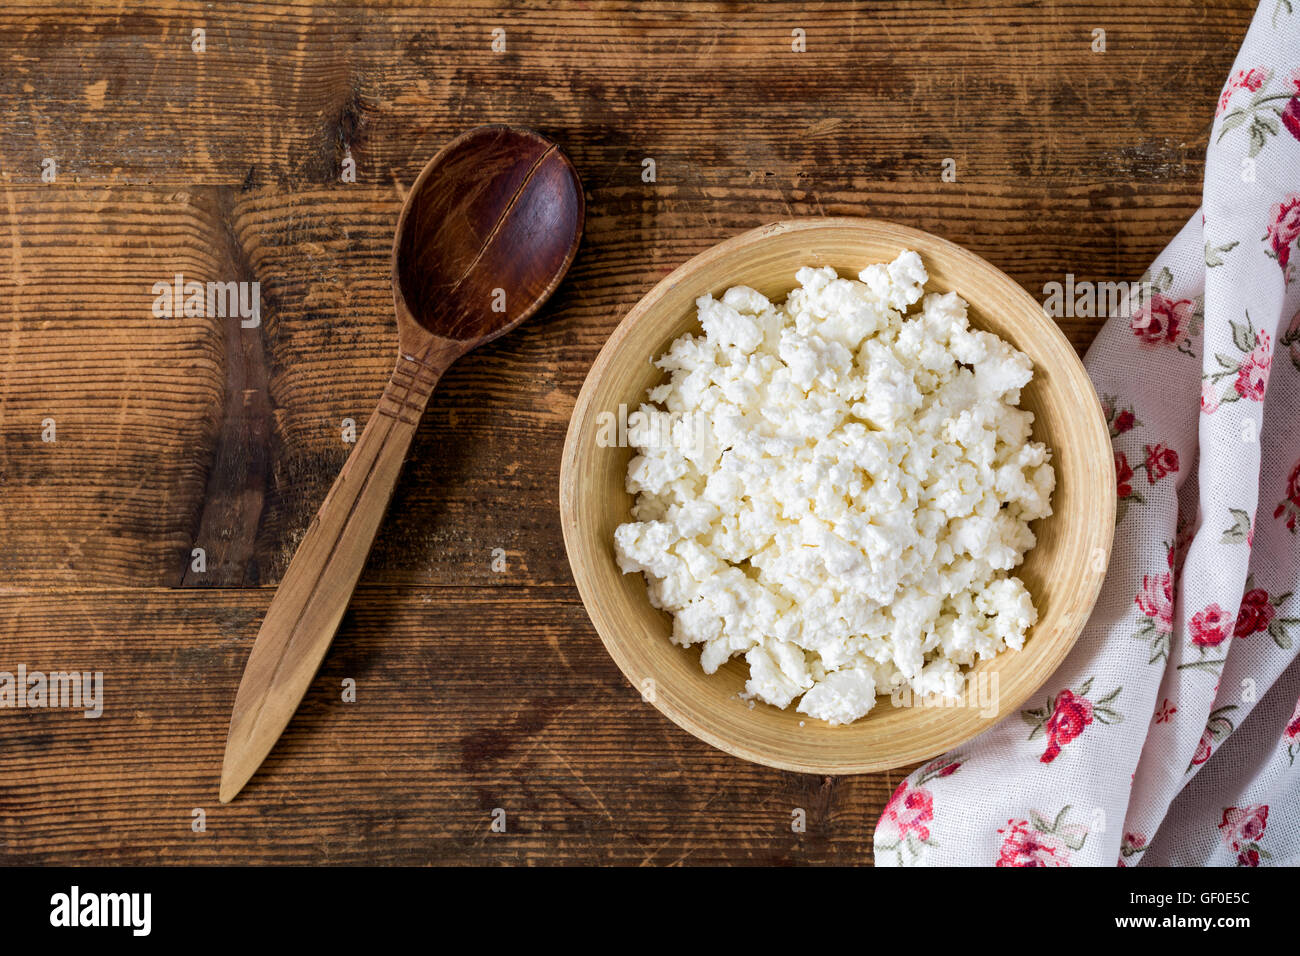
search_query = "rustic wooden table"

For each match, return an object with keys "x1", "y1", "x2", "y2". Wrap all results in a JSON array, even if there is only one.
[{"x1": 0, "y1": 1, "x2": 1257, "y2": 865}]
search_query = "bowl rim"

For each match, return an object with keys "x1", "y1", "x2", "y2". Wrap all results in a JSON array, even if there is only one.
[{"x1": 560, "y1": 216, "x2": 1115, "y2": 773}]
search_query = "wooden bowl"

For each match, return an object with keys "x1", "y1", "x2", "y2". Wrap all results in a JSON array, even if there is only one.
[{"x1": 560, "y1": 218, "x2": 1114, "y2": 774}]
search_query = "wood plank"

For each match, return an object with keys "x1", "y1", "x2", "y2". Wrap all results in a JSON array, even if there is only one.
[
  {"x1": 0, "y1": 586, "x2": 907, "y2": 864},
  {"x1": 0, "y1": 187, "x2": 227, "y2": 587},
  {"x1": 0, "y1": 2, "x2": 1250, "y2": 187}
]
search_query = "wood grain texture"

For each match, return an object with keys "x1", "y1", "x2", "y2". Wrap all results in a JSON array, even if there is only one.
[
  {"x1": 0, "y1": 0, "x2": 1257, "y2": 864},
  {"x1": 0, "y1": 587, "x2": 898, "y2": 864}
]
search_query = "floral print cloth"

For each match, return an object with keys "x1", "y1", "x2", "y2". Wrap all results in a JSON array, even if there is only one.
[{"x1": 875, "y1": 0, "x2": 1300, "y2": 867}]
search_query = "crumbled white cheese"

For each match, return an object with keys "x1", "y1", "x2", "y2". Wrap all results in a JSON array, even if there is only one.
[{"x1": 613, "y1": 251, "x2": 1055, "y2": 725}]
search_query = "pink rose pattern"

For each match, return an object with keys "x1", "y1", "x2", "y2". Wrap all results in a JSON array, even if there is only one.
[
  {"x1": 1200, "y1": 380, "x2": 1221, "y2": 413},
  {"x1": 1218, "y1": 805, "x2": 1270, "y2": 867},
  {"x1": 996, "y1": 806, "x2": 1089, "y2": 867},
  {"x1": 1286, "y1": 697, "x2": 1300, "y2": 766},
  {"x1": 1115, "y1": 451, "x2": 1137, "y2": 509},
  {"x1": 873, "y1": 756, "x2": 962, "y2": 865},
  {"x1": 1204, "y1": 314, "x2": 1272, "y2": 408},
  {"x1": 1285, "y1": 67, "x2": 1300, "y2": 141},
  {"x1": 1118, "y1": 831, "x2": 1148, "y2": 867},
  {"x1": 1101, "y1": 394, "x2": 1140, "y2": 439},
  {"x1": 1185, "y1": 604, "x2": 1233, "y2": 674},
  {"x1": 1216, "y1": 66, "x2": 1300, "y2": 282},
  {"x1": 1188, "y1": 705, "x2": 1238, "y2": 771},
  {"x1": 1266, "y1": 194, "x2": 1300, "y2": 280},
  {"x1": 1274, "y1": 459, "x2": 1300, "y2": 532},
  {"x1": 1158, "y1": 575, "x2": 1298, "y2": 677},
  {"x1": 1143, "y1": 443, "x2": 1180, "y2": 483},
  {"x1": 1130, "y1": 293, "x2": 1195, "y2": 347},
  {"x1": 1216, "y1": 67, "x2": 1269, "y2": 117},
  {"x1": 1090, "y1": 257, "x2": 1295, "y2": 849},
  {"x1": 1231, "y1": 577, "x2": 1299, "y2": 648},
  {"x1": 1189, "y1": 604, "x2": 1231, "y2": 647},
  {"x1": 1071, "y1": 233, "x2": 1293, "y2": 844},
  {"x1": 1021, "y1": 677, "x2": 1123, "y2": 763},
  {"x1": 1132, "y1": 549, "x2": 1175, "y2": 663},
  {"x1": 1114, "y1": 427, "x2": 1180, "y2": 524},
  {"x1": 1216, "y1": 64, "x2": 1300, "y2": 161},
  {"x1": 1128, "y1": 267, "x2": 1202, "y2": 354},
  {"x1": 882, "y1": 782, "x2": 933, "y2": 840}
]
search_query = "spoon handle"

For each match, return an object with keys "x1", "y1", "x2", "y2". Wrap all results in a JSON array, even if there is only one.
[{"x1": 220, "y1": 351, "x2": 446, "y2": 802}]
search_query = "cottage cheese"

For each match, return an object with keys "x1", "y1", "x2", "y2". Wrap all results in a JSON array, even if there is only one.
[{"x1": 613, "y1": 251, "x2": 1055, "y2": 725}]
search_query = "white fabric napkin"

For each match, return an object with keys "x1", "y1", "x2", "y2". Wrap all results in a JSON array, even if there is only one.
[{"x1": 874, "y1": 0, "x2": 1300, "y2": 867}]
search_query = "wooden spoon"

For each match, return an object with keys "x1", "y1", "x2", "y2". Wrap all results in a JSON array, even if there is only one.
[{"x1": 219, "y1": 126, "x2": 584, "y2": 802}]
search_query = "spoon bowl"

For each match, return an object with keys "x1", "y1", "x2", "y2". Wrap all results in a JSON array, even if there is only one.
[
  {"x1": 221, "y1": 126, "x2": 584, "y2": 802},
  {"x1": 394, "y1": 126, "x2": 584, "y2": 348}
]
